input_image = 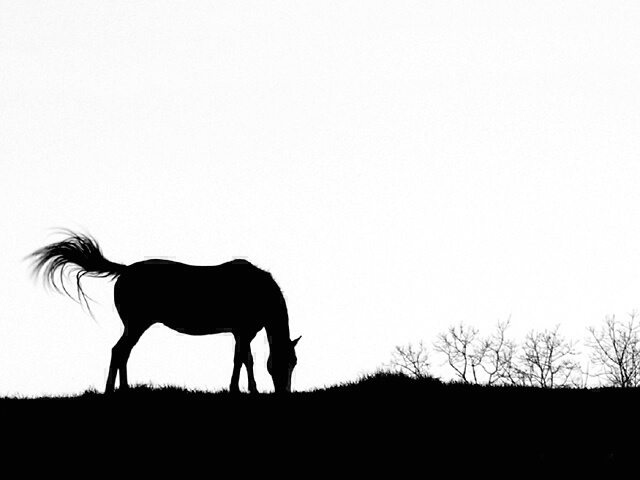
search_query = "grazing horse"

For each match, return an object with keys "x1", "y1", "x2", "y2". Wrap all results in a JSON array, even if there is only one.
[{"x1": 28, "y1": 230, "x2": 300, "y2": 393}]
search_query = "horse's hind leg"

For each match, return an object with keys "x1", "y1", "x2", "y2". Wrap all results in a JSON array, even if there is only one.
[
  {"x1": 230, "y1": 339, "x2": 244, "y2": 393},
  {"x1": 106, "y1": 354, "x2": 119, "y2": 393},
  {"x1": 105, "y1": 326, "x2": 145, "y2": 393}
]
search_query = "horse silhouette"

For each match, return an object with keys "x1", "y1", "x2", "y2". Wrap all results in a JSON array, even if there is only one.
[{"x1": 28, "y1": 230, "x2": 300, "y2": 393}]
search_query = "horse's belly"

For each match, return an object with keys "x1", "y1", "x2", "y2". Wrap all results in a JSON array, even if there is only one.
[
  {"x1": 161, "y1": 321, "x2": 234, "y2": 336},
  {"x1": 152, "y1": 304, "x2": 234, "y2": 334}
]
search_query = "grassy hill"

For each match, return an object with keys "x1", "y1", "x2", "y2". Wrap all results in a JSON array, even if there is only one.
[{"x1": 1, "y1": 371, "x2": 636, "y2": 472}]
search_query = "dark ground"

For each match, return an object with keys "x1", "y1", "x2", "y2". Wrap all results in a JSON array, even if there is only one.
[{"x1": 1, "y1": 372, "x2": 636, "y2": 474}]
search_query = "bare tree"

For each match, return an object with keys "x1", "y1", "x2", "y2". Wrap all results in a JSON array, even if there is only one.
[
  {"x1": 477, "y1": 318, "x2": 519, "y2": 386},
  {"x1": 387, "y1": 341, "x2": 431, "y2": 378},
  {"x1": 586, "y1": 312, "x2": 640, "y2": 387},
  {"x1": 433, "y1": 323, "x2": 484, "y2": 383},
  {"x1": 516, "y1": 325, "x2": 581, "y2": 388},
  {"x1": 405, "y1": 319, "x2": 586, "y2": 388}
]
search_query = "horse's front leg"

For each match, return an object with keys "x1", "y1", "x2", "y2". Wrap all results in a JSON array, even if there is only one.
[
  {"x1": 230, "y1": 336, "x2": 258, "y2": 393},
  {"x1": 244, "y1": 349, "x2": 258, "y2": 394}
]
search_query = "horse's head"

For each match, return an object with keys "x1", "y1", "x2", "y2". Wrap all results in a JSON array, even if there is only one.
[{"x1": 267, "y1": 336, "x2": 301, "y2": 393}]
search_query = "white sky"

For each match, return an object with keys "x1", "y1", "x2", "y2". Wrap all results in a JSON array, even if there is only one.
[{"x1": 1, "y1": 1, "x2": 640, "y2": 396}]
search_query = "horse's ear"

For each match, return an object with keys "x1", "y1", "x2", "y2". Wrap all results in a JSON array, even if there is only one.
[{"x1": 292, "y1": 336, "x2": 301, "y2": 347}]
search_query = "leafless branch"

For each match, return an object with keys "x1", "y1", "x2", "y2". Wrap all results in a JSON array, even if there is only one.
[
  {"x1": 433, "y1": 323, "x2": 482, "y2": 383},
  {"x1": 387, "y1": 341, "x2": 431, "y2": 378},
  {"x1": 479, "y1": 318, "x2": 519, "y2": 386},
  {"x1": 517, "y1": 325, "x2": 581, "y2": 388},
  {"x1": 586, "y1": 311, "x2": 640, "y2": 387}
]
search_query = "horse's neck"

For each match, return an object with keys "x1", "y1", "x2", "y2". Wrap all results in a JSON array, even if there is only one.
[{"x1": 265, "y1": 322, "x2": 291, "y2": 347}]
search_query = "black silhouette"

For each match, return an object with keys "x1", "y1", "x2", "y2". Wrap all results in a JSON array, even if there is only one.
[{"x1": 28, "y1": 230, "x2": 300, "y2": 393}]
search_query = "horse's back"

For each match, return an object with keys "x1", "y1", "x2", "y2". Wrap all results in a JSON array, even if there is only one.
[{"x1": 123, "y1": 257, "x2": 268, "y2": 282}]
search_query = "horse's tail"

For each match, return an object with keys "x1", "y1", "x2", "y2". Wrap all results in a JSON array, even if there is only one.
[{"x1": 27, "y1": 229, "x2": 127, "y2": 316}]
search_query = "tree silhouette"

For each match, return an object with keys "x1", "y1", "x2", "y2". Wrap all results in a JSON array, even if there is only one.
[
  {"x1": 516, "y1": 325, "x2": 581, "y2": 388},
  {"x1": 387, "y1": 341, "x2": 431, "y2": 378},
  {"x1": 433, "y1": 320, "x2": 583, "y2": 387},
  {"x1": 433, "y1": 323, "x2": 484, "y2": 383},
  {"x1": 477, "y1": 319, "x2": 518, "y2": 386},
  {"x1": 586, "y1": 312, "x2": 640, "y2": 387}
]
